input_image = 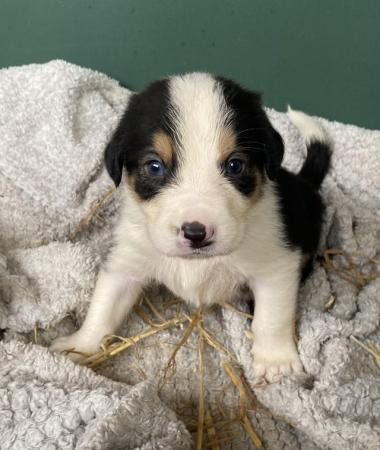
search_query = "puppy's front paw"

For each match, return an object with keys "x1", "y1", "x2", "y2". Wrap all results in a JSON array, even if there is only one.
[
  {"x1": 50, "y1": 332, "x2": 99, "y2": 363},
  {"x1": 252, "y1": 340, "x2": 303, "y2": 383}
]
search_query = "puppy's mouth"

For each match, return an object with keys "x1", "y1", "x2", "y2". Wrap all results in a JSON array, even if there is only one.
[
  {"x1": 182, "y1": 241, "x2": 232, "y2": 259},
  {"x1": 190, "y1": 240, "x2": 214, "y2": 250},
  {"x1": 166, "y1": 239, "x2": 217, "y2": 258},
  {"x1": 163, "y1": 242, "x2": 231, "y2": 259}
]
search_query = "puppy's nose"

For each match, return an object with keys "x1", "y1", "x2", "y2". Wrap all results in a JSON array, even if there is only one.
[{"x1": 181, "y1": 221, "x2": 207, "y2": 244}]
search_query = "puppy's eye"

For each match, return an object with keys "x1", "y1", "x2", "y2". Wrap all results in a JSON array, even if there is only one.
[
  {"x1": 225, "y1": 158, "x2": 245, "y2": 176},
  {"x1": 145, "y1": 160, "x2": 165, "y2": 177}
]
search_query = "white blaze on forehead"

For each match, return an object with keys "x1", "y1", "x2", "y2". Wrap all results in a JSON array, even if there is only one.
[{"x1": 168, "y1": 73, "x2": 232, "y2": 172}]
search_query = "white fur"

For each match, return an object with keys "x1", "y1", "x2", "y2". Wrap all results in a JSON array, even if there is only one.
[
  {"x1": 287, "y1": 106, "x2": 326, "y2": 144},
  {"x1": 51, "y1": 74, "x2": 303, "y2": 381}
]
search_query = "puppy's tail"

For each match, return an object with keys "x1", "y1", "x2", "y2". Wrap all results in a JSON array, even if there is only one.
[{"x1": 287, "y1": 106, "x2": 331, "y2": 189}]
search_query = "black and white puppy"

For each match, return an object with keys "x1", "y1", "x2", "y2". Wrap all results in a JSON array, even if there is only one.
[{"x1": 51, "y1": 73, "x2": 331, "y2": 381}]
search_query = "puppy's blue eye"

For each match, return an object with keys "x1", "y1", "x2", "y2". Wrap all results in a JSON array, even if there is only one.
[
  {"x1": 145, "y1": 160, "x2": 165, "y2": 177},
  {"x1": 226, "y1": 158, "x2": 244, "y2": 175}
]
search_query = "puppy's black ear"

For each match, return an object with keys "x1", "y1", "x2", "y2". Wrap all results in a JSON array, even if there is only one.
[
  {"x1": 104, "y1": 132, "x2": 124, "y2": 187},
  {"x1": 264, "y1": 126, "x2": 284, "y2": 180},
  {"x1": 216, "y1": 76, "x2": 284, "y2": 180}
]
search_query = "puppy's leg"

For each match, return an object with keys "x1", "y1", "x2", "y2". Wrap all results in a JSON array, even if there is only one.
[
  {"x1": 50, "y1": 270, "x2": 142, "y2": 361},
  {"x1": 250, "y1": 265, "x2": 303, "y2": 382}
]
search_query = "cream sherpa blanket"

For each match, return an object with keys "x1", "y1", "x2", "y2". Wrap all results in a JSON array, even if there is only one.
[{"x1": 0, "y1": 61, "x2": 379, "y2": 450}]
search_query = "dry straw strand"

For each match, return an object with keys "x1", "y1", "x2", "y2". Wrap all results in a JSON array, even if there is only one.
[
  {"x1": 223, "y1": 361, "x2": 263, "y2": 447},
  {"x1": 324, "y1": 295, "x2": 336, "y2": 310},
  {"x1": 26, "y1": 187, "x2": 116, "y2": 248},
  {"x1": 205, "y1": 410, "x2": 220, "y2": 450},
  {"x1": 200, "y1": 328, "x2": 238, "y2": 363},
  {"x1": 222, "y1": 361, "x2": 257, "y2": 410},
  {"x1": 244, "y1": 330, "x2": 255, "y2": 340},
  {"x1": 323, "y1": 248, "x2": 380, "y2": 288},
  {"x1": 81, "y1": 315, "x2": 188, "y2": 368},
  {"x1": 240, "y1": 414, "x2": 263, "y2": 448},
  {"x1": 159, "y1": 307, "x2": 203, "y2": 390},
  {"x1": 68, "y1": 187, "x2": 116, "y2": 241},
  {"x1": 133, "y1": 304, "x2": 158, "y2": 326},
  {"x1": 192, "y1": 318, "x2": 238, "y2": 363},
  {"x1": 161, "y1": 298, "x2": 182, "y2": 311},
  {"x1": 350, "y1": 336, "x2": 380, "y2": 368},
  {"x1": 223, "y1": 302, "x2": 254, "y2": 320},
  {"x1": 196, "y1": 333, "x2": 205, "y2": 450},
  {"x1": 143, "y1": 296, "x2": 166, "y2": 323}
]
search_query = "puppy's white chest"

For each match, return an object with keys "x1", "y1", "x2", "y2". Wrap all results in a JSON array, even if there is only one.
[{"x1": 155, "y1": 257, "x2": 243, "y2": 307}]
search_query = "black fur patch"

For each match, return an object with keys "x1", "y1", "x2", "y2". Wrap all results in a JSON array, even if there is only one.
[
  {"x1": 104, "y1": 79, "x2": 177, "y2": 199},
  {"x1": 216, "y1": 76, "x2": 284, "y2": 193},
  {"x1": 299, "y1": 141, "x2": 331, "y2": 189},
  {"x1": 275, "y1": 137, "x2": 331, "y2": 278},
  {"x1": 276, "y1": 169, "x2": 324, "y2": 253}
]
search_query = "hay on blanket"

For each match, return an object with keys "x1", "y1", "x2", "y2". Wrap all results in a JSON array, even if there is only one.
[
  {"x1": 322, "y1": 249, "x2": 380, "y2": 369},
  {"x1": 80, "y1": 315, "x2": 189, "y2": 368},
  {"x1": 223, "y1": 302, "x2": 254, "y2": 320},
  {"x1": 76, "y1": 248, "x2": 378, "y2": 447},
  {"x1": 192, "y1": 316, "x2": 238, "y2": 363},
  {"x1": 205, "y1": 410, "x2": 220, "y2": 450},
  {"x1": 244, "y1": 330, "x2": 255, "y2": 340},
  {"x1": 196, "y1": 333, "x2": 205, "y2": 450},
  {"x1": 26, "y1": 187, "x2": 116, "y2": 248},
  {"x1": 159, "y1": 307, "x2": 203, "y2": 392},
  {"x1": 240, "y1": 415, "x2": 263, "y2": 448},
  {"x1": 324, "y1": 295, "x2": 336, "y2": 310},
  {"x1": 350, "y1": 336, "x2": 380, "y2": 368},
  {"x1": 223, "y1": 361, "x2": 263, "y2": 448},
  {"x1": 143, "y1": 295, "x2": 166, "y2": 323},
  {"x1": 323, "y1": 248, "x2": 380, "y2": 287},
  {"x1": 78, "y1": 300, "x2": 264, "y2": 448},
  {"x1": 68, "y1": 187, "x2": 116, "y2": 241}
]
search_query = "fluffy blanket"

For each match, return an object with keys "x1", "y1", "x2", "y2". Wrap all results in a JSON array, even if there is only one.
[{"x1": 0, "y1": 60, "x2": 379, "y2": 450}]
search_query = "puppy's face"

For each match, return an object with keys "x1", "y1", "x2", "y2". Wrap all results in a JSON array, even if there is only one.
[{"x1": 106, "y1": 73, "x2": 284, "y2": 257}]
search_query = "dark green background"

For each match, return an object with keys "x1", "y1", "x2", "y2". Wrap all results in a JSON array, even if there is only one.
[{"x1": 1, "y1": 0, "x2": 379, "y2": 129}]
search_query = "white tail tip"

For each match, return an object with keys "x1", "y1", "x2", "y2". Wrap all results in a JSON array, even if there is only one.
[{"x1": 287, "y1": 106, "x2": 326, "y2": 144}]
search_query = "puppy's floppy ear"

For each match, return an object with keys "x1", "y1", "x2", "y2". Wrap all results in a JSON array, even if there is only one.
[
  {"x1": 104, "y1": 131, "x2": 124, "y2": 187},
  {"x1": 264, "y1": 125, "x2": 284, "y2": 180}
]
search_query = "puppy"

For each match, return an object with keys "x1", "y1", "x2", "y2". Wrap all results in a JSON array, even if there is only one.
[{"x1": 51, "y1": 73, "x2": 331, "y2": 381}]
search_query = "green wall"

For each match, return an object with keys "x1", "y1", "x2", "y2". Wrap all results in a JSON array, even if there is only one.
[{"x1": 1, "y1": 0, "x2": 379, "y2": 129}]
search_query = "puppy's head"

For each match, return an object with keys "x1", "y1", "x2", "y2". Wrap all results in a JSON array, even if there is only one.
[{"x1": 105, "y1": 73, "x2": 284, "y2": 257}]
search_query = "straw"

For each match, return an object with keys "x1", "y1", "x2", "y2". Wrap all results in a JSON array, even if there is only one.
[
  {"x1": 240, "y1": 414, "x2": 263, "y2": 448},
  {"x1": 205, "y1": 410, "x2": 220, "y2": 450},
  {"x1": 183, "y1": 315, "x2": 238, "y2": 363},
  {"x1": 159, "y1": 307, "x2": 203, "y2": 390},
  {"x1": 350, "y1": 336, "x2": 380, "y2": 368},
  {"x1": 323, "y1": 248, "x2": 380, "y2": 288},
  {"x1": 196, "y1": 333, "x2": 205, "y2": 450},
  {"x1": 81, "y1": 315, "x2": 188, "y2": 368},
  {"x1": 68, "y1": 187, "x2": 115, "y2": 241},
  {"x1": 223, "y1": 302, "x2": 254, "y2": 320},
  {"x1": 143, "y1": 296, "x2": 166, "y2": 323},
  {"x1": 222, "y1": 361, "x2": 263, "y2": 448},
  {"x1": 324, "y1": 295, "x2": 336, "y2": 310}
]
